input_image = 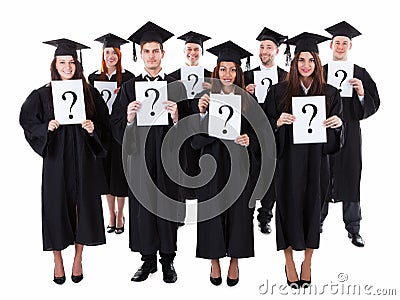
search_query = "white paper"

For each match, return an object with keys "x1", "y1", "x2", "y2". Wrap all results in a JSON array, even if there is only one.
[
  {"x1": 208, "y1": 94, "x2": 241, "y2": 140},
  {"x1": 180, "y1": 66, "x2": 204, "y2": 99},
  {"x1": 327, "y1": 61, "x2": 354, "y2": 97},
  {"x1": 51, "y1": 79, "x2": 86, "y2": 125},
  {"x1": 292, "y1": 96, "x2": 326, "y2": 144},
  {"x1": 93, "y1": 81, "x2": 118, "y2": 114},
  {"x1": 135, "y1": 81, "x2": 168, "y2": 126},
  {"x1": 254, "y1": 69, "x2": 278, "y2": 103}
]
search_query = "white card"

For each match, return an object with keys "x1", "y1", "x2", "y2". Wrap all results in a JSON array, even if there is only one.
[
  {"x1": 327, "y1": 61, "x2": 354, "y2": 97},
  {"x1": 254, "y1": 69, "x2": 278, "y2": 103},
  {"x1": 180, "y1": 66, "x2": 204, "y2": 99},
  {"x1": 93, "y1": 81, "x2": 118, "y2": 114},
  {"x1": 208, "y1": 94, "x2": 241, "y2": 140},
  {"x1": 51, "y1": 79, "x2": 86, "y2": 125},
  {"x1": 135, "y1": 81, "x2": 168, "y2": 126},
  {"x1": 292, "y1": 96, "x2": 326, "y2": 144}
]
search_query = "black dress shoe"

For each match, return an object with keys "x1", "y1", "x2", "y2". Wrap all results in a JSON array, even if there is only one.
[
  {"x1": 115, "y1": 217, "x2": 125, "y2": 234},
  {"x1": 259, "y1": 222, "x2": 272, "y2": 234},
  {"x1": 71, "y1": 273, "x2": 83, "y2": 283},
  {"x1": 53, "y1": 275, "x2": 66, "y2": 285},
  {"x1": 210, "y1": 266, "x2": 222, "y2": 286},
  {"x1": 227, "y1": 267, "x2": 239, "y2": 287},
  {"x1": 131, "y1": 261, "x2": 157, "y2": 282},
  {"x1": 299, "y1": 262, "x2": 311, "y2": 288},
  {"x1": 285, "y1": 266, "x2": 300, "y2": 289},
  {"x1": 161, "y1": 262, "x2": 177, "y2": 283},
  {"x1": 348, "y1": 232, "x2": 365, "y2": 247}
]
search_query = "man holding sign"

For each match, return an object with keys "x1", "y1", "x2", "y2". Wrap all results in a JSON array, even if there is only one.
[
  {"x1": 321, "y1": 21, "x2": 381, "y2": 247},
  {"x1": 110, "y1": 21, "x2": 186, "y2": 284}
]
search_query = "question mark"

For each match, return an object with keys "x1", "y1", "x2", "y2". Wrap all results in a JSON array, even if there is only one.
[
  {"x1": 302, "y1": 103, "x2": 318, "y2": 133},
  {"x1": 101, "y1": 89, "x2": 112, "y2": 104},
  {"x1": 335, "y1": 70, "x2": 347, "y2": 92},
  {"x1": 62, "y1": 91, "x2": 77, "y2": 119},
  {"x1": 187, "y1": 74, "x2": 199, "y2": 95},
  {"x1": 218, "y1": 104, "x2": 234, "y2": 134},
  {"x1": 145, "y1": 88, "x2": 160, "y2": 116},
  {"x1": 261, "y1": 77, "x2": 273, "y2": 91}
]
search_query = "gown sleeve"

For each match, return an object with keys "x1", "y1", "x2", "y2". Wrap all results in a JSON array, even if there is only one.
[{"x1": 354, "y1": 67, "x2": 380, "y2": 120}]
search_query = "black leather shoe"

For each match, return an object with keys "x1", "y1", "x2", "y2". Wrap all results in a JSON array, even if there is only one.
[
  {"x1": 259, "y1": 222, "x2": 272, "y2": 234},
  {"x1": 53, "y1": 275, "x2": 66, "y2": 285},
  {"x1": 227, "y1": 267, "x2": 239, "y2": 287},
  {"x1": 210, "y1": 266, "x2": 222, "y2": 286},
  {"x1": 131, "y1": 262, "x2": 157, "y2": 282},
  {"x1": 71, "y1": 273, "x2": 83, "y2": 283},
  {"x1": 162, "y1": 262, "x2": 177, "y2": 283},
  {"x1": 115, "y1": 217, "x2": 125, "y2": 234},
  {"x1": 348, "y1": 232, "x2": 365, "y2": 247}
]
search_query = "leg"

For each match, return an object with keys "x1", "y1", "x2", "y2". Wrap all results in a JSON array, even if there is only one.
[
  {"x1": 284, "y1": 247, "x2": 299, "y2": 284},
  {"x1": 106, "y1": 194, "x2": 116, "y2": 232},
  {"x1": 227, "y1": 257, "x2": 239, "y2": 286},
  {"x1": 131, "y1": 253, "x2": 158, "y2": 282},
  {"x1": 301, "y1": 248, "x2": 313, "y2": 284},
  {"x1": 210, "y1": 258, "x2": 222, "y2": 286},
  {"x1": 115, "y1": 196, "x2": 126, "y2": 234},
  {"x1": 159, "y1": 252, "x2": 177, "y2": 283},
  {"x1": 257, "y1": 181, "x2": 275, "y2": 234},
  {"x1": 53, "y1": 250, "x2": 65, "y2": 278},
  {"x1": 71, "y1": 243, "x2": 84, "y2": 283},
  {"x1": 343, "y1": 202, "x2": 364, "y2": 247}
]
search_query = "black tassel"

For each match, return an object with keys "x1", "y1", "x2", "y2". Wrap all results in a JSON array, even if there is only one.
[
  {"x1": 79, "y1": 50, "x2": 83, "y2": 65},
  {"x1": 133, "y1": 44, "x2": 137, "y2": 62},
  {"x1": 246, "y1": 56, "x2": 250, "y2": 71},
  {"x1": 284, "y1": 39, "x2": 291, "y2": 67}
]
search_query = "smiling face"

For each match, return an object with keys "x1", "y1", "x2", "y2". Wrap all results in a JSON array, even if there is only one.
[
  {"x1": 218, "y1": 61, "x2": 237, "y2": 87},
  {"x1": 184, "y1": 42, "x2": 202, "y2": 66},
  {"x1": 330, "y1": 36, "x2": 352, "y2": 61},
  {"x1": 259, "y1": 40, "x2": 278, "y2": 67},
  {"x1": 103, "y1": 47, "x2": 119, "y2": 68},
  {"x1": 55, "y1": 55, "x2": 76, "y2": 80},
  {"x1": 297, "y1": 52, "x2": 315, "y2": 80}
]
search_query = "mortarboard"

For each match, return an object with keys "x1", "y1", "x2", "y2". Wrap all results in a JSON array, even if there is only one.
[
  {"x1": 286, "y1": 32, "x2": 330, "y2": 54},
  {"x1": 128, "y1": 21, "x2": 174, "y2": 61},
  {"x1": 207, "y1": 40, "x2": 253, "y2": 70},
  {"x1": 43, "y1": 38, "x2": 90, "y2": 63},
  {"x1": 94, "y1": 33, "x2": 130, "y2": 49},
  {"x1": 325, "y1": 21, "x2": 362, "y2": 39},
  {"x1": 256, "y1": 27, "x2": 287, "y2": 46},
  {"x1": 177, "y1": 31, "x2": 211, "y2": 52}
]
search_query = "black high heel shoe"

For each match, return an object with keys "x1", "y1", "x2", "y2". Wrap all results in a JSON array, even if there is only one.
[
  {"x1": 210, "y1": 266, "x2": 222, "y2": 286},
  {"x1": 53, "y1": 267, "x2": 66, "y2": 285},
  {"x1": 115, "y1": 216, "x2": 125, "y2": 234},
  {"x1": 285, "y1": 265, "x2": 300, "y2": 289},
  {"x1": 300, "y1": 262, "x2": 311, "y2": 288},
  {"x1": 227, "y1": 267, "x2": 239, "y2": 287},
  {"x1": 71, "y1": 263, "x2": 83, "y2": 283},
  {"x1": 107, "y1": 215, "x2": 116, "y2": 233}
]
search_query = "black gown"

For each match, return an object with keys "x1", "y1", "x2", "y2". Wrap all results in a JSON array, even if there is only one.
[
  {"x1": 110, "y1": 74, "x2": 187, "y2": 255},
  {"x1": 323, "y1": 64, "x2": 380, "y2": 203},
  {"x1": 192, "y1": 88, "x2": 260, "y2": 259},
  {"x1": 88, "y1": 69, "x2": 135, "y2": 196},
  {"x1": 264, "y1": 82, "x2": 344, "y2": 250},
  {"x1": 19, "y1": 83, "x2": 110, "y2": 251}
]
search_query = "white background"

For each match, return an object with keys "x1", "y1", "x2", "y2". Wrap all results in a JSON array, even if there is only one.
[{"x1": 2, "y1": 0, "x2": 399, "y2": 299}]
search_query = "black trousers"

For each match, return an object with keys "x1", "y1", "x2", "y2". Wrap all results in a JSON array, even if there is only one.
[
  {"x1": 320, "y1": 201, "x2": 362, "y2": 234},
  {"x1": 257, "y1": 179, "x2": 276, "y2": 224},
  {"x1": 141, "y1": 252, "x2": 176, "y2": 265}
]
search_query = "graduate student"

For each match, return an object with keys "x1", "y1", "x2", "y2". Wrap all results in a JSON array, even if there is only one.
[
  {"x1": 264, "y1": 32, "x2": 343, "y2": 288},
  {"x1": 192, "y1": 41, "x2": 258, "y2": 287},
  {"x1": 19, "y1": 39, "x2": 110, "y2": 284},
  {"x1": 109, "y1": 21, "x2": 187, "y2": 284},
  {"x1": 321, "y1": 21, "x2": 380, "y2": 247},
  {"x1": 88, "y1": 33, "x2": 135, "y2": 235},
  {"x1": 244, "y1": 27, "x2": 288, "y2": 234}
]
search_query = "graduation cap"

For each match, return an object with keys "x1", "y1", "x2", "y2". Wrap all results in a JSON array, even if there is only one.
[
  {"x1": 286, "y1": 32, "x2": 330, "y2": 54},
  {"x1": 94, "y1": 33, "x2": 130, "y2": 49},
  {"x1": 256, "y1": 27, "x2": 287, "y2": 46},
  {"x1": 177, "y1": 31, "x2": 211, "y2": 53},
  {"x1": 43, "y1": 38, "x2": 90, "y2": 63},
  {"x1": 127, "y1": 21, "x2": 174, "y2": 61},
  {"x1": 325, "y1": 21, "x2": 362, "y2": 39},
  {"x1": 207, "y1": 40, "x2": 253, "y2": 70}
]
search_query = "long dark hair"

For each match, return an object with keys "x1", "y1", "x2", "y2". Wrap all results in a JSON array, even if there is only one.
[
  {"x1": 50, "y1": 56, "x2": 96, "y2": 118},
  {"x1": 99, "y1": 47, "x2": 123, "y2": 87},
  {"x1": 210, "y1": 61, "x2": 249, "y2": 111},
  {"x1": 282, "y1": 51, "x2": 326, "y2": 112}
]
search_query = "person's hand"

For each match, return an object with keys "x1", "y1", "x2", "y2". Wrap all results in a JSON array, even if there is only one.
[
  {"x1": 48, "y1": 120, "x2": 60, "y2": 132},
  {"x1": 349, "y1": 78, "x2": 364, "y2": 96},
  {"x1": 198, "y1": 94, "x2": 210, "y2": 113},
  {"x1": 202, "y1": 81, "x2": 212, "y2": 90},
  {"x1": 277, "y1": 112, "x2": 295, "y2": 128},
  {"x1": 234, "y1": 134, "x2": 250, "y2": 147},
  {"x1": 323, "y1": 115, "x2": 342, "y2": 128},
  {"x1": 127, "y1": 100, "x2": 141, "y2": 123},
  {"x1": 245, "y1": 84, "x2": 256, "y2": 95},
  {"x1": 165, "y1": 101, "x2": 178, "y2": 123},
  {"x1": 82, "y1": 120, "x2": 94, "y2": 134}
]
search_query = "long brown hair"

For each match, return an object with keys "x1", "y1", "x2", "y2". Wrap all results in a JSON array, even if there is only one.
[
  {"x1": 282, "y1": 51, "x2": 325, "y2": 111},
  {"x1": 50, "y1": 56, "x2": 96, "y2": 118},
  {"x1": 99, "y1": 47, "x2": 123, "y2": 87}
]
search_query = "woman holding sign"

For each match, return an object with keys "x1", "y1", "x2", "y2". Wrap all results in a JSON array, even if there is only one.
[
  {"x1": 193, "y1": 41, "x2": 258, "y2": 287},
  {"x1": 89, "y1": 33, "x2": 135, "y2": 235},
  {"x1": 264, "y1": 32, "x2": 343, "y2": 288},
  {"x1": 19, "y1": 39, "x2": 110, "y2": 284}
]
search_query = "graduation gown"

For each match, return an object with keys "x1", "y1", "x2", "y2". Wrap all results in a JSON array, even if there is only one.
[
  {"x1": 110, "y1": 74, "x2": 187, "y2": 255},
  {"x1": 264, "y1": 82, "x2": 344, "y2": 251},
  {"x1": 192, "y1": 89, "x2": 259, "y2": 259},
  {"x1": 323, "y1": 64, "x2": 380, "y2": 203},
  {"x1": 19, "y1": 83, "x2": 110, "y2": 251},
  {"x1": 88, "y1": 69, "x2": 135, "y2": 196}
]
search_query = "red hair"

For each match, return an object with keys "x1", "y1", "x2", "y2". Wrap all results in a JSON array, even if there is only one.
[{"x1": 100, "y1": 47, "x2": 123, "y2": 87}]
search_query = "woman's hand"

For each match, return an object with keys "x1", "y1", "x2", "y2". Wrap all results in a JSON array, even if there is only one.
[
  {"x1": 323, "y1": 115, "x2": 342, "y2": 128},
  {"x1": 277, "y1": 112, "x2": 295, "y2": 128},
  {"x1": 127, "y1": 100, "x2": 141, "y2": 123},
  {"x1": 234, "y1": 134, "x2": 250, "y2": 147},
  {"x1": 82, "y1": 120, "x2": 94, "y2": 134},
  {"x1": 48, "y1": 120, "x2": 60, "y2": 132},
  {"x1": 198, "y1": 94, "x2": 210, "y2": 113}
]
